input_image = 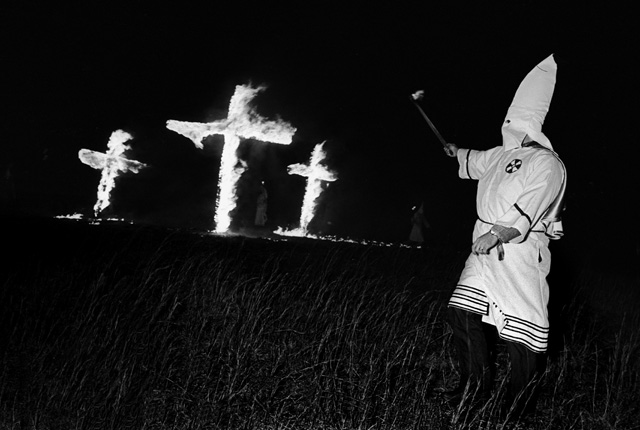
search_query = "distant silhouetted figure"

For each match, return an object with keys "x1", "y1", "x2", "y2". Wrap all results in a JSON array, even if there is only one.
[
  {"x1": 407, "y1": 203, "x2": 430, "y2": 245},
  {"x1": 254, "y1": 182, "x2": 268, "y2": 227}
]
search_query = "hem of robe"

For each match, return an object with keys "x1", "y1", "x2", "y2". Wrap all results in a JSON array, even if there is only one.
[
  {"x1": 448, "y1": 300, "x2": 549, "y2": 353},
  {"x1": 447, "y1": 235, "x2": 551, "y2": 354}
]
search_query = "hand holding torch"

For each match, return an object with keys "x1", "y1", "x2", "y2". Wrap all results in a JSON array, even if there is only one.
[{"x1": 410, "y1": 90, "x2": 457, "y2": 157}]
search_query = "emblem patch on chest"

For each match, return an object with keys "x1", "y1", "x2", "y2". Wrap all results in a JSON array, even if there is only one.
[{"x1": 505, "y1": 159, "x2": 522, "y2": 173}]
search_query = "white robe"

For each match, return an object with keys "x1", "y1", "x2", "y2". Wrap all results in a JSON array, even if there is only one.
[{"x1": 448, "y1": 145, "x2": 565, "y2": 352}]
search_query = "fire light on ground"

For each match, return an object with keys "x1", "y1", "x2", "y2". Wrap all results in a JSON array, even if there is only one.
[
  {"x1": 78, "y1": 130, "x2": 147, "y2": 217},
  {"x1": 55, "y1": 213, "x2": 132, "y2": 225},
  {"x1": 276, "y1": 141, "x2": 337, "y2": 237},
  {"x1": 166, "y1": 84, "x2": 296, "y2": 233},
  {"x1": 53, "y1": 213, "x2": 411, "y2": 248},
  {"x1": 56, "y1": 213, "x2": 84, "y2": 220}
]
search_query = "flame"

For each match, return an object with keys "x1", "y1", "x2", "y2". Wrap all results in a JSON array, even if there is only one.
[
  {"x1": 284, "y1": 141, "x2": 337, "y2": 235},
  {"x1": 78, "y1": 130, "x2": 146, "y2": 217},
  {"x1": 53, "y1": 214, "x2": 408, "y2": 248},
  {"x1": 166, "y1": 84, "x2": 296, "y2": 233},
  {"x1": 410, "y1": 90, "x2": 424, "y2": 101},
  {"x1": 55, "y1": 213, "x2": 84, "y2": 220}
]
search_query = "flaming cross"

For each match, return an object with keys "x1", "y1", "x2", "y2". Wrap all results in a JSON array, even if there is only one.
[
  {"x1": 78, "y1": 130, "x2": 147, "y2": 217},
  {"x1": 287, "y1": 141, "x2": 337, "y2": 235},
  {"x1": 166, "y1": 84, "x2": 296, "y2": 233}
]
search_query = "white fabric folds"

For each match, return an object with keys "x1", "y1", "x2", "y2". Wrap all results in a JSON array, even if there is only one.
[{"x1": 502, "y1": 54, "x2": 557, "y2": 151}]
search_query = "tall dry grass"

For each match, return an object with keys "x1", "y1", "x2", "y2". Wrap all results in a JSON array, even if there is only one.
[{"x1": 1, "y1": 222, "x2": 638, "y2": 429}]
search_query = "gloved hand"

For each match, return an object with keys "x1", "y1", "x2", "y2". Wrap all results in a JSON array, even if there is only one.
[{"x1": 444, "y1": 143, "x2": 458, "y2": 157}]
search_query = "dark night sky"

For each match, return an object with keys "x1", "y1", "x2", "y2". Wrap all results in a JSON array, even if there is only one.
[{"x1": 2, "y1": 2, "x2": 638, "y2": 266}]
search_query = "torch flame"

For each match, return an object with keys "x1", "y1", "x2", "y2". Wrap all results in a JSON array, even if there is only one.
[
  {"x1": 78, "y1": 130, "x2": 146, "y2": 217},
  {"x1": 410, "y1": 90, "x2": 424, "y2": 101},
  {"x1": 167, "y1": 84, "x2": 296, "y2": 233}
]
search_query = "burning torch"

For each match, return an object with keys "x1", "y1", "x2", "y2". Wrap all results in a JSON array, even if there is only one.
[{"x1": 410, "y1": 90, "x2": 455, "y2": 157}]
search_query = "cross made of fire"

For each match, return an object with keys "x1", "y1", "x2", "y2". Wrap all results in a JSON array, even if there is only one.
[
  {"x1": 79, "y1": 84, "x2": 338, "y2": 234},
  {"x1": 78, "y1": 130, "x2": 147, "y2": 217},
  {"x1": 287, "y1": 141, "x2": 337, "y2": 236}
]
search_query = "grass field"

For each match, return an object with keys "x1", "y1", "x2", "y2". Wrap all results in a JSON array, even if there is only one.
[{"x1": 1, "y1": 216, "x2": 639, "y2": 429}]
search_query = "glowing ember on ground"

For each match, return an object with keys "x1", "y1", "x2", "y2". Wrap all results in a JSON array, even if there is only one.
[
  {"x1": 270, "y1": 229, "x2": 401, "y2": 248},
  {"x1": 56, "y1": 213, "x2": 84, "y2": 220},
  {"x1": 54, "y1": 214, "x2": 132, "y2": 225},
  {"x1": 278, "y1": 141, "x2": 337, "y2": 236},
  {"x1": 166, "y1": 84, "x2": 296, "y2": 233},
  {"x1": 78, "y1": 130, "x2": 147, "y2": 217}
]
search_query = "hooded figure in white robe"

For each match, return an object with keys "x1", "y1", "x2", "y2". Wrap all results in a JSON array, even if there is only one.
[
  {"x1": 448, "y1": 54, "x2": 566, "y2": 353},
  {"x1": 441, "y1": 54, "x2": 567, "y2": 419}
]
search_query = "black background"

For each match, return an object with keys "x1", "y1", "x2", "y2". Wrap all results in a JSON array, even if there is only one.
[{"x1": 2, "y1": 2, "x2": 638, "y2": 274}]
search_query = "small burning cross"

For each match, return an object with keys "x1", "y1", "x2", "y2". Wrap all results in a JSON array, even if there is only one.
[
  {"x1": 287, "y1": 141, "x2": 337, "y2": 235},
  {"x1": 166, "y1": 84, "x2": 296, "y2": 233},
  {"x1": 78, "y1": 130, "x2": 147, "y2": 217}
]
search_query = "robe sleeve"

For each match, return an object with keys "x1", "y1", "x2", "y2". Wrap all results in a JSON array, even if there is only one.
[
  {"x1": 494, "y1": 152, "x2": 565, "y2": 244},
  {"x1": 457, "y1": 146, "x2": 503, "y2": 180}
]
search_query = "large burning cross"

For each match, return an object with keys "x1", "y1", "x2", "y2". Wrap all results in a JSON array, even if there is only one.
[
  {"x1": 287, "y1": 141, "x2": 337, "y2": 235},
  {"x1": 166, "y1": 84, "x2": 296, "y2": 233},
  {"x1": 78, "y1": 130, "x2": 147, "y2": 217}
]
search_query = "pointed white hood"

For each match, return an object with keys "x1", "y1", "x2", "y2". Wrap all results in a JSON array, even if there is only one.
[{"x1": 502, "y1": 54, "x2": 557, "y2": 150}]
